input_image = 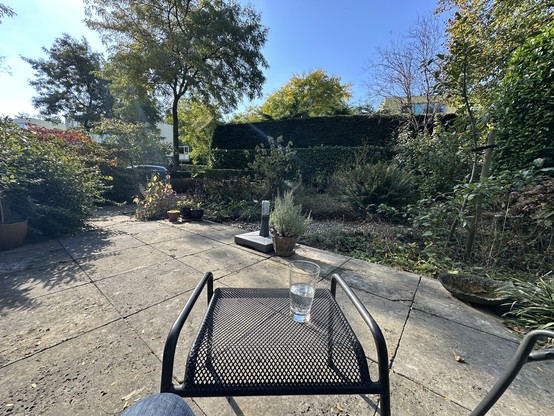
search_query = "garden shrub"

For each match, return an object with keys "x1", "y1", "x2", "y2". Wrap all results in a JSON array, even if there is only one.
[
  {"x1": 134, "y1": 174, "x2": 177, "y2": 220},
  {"x1": 1, "y1": 119, "x2": 106, "y2": 236},
  {"x1": 246, "y1": 137, "x2": 298, "y2": 198},
  {"x1": 500, "y1": 274, "x2": 554, "y2": 333},
  {"x1": 394, "y1": 119, "x2": 470, "y2": 197},
  {"x1": 211, "y1": 148, "x2": 253, "y2": 169},
  {"x1": 333, "y1": 148, "x2": 417, "y2": 216},
  {"x1": 494, "y1": 22, "x2": 554, "y2": 172}
]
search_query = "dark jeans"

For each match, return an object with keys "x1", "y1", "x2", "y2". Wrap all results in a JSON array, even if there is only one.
[{"x1": 122, "y1": 393, "x2": 195, "y2": 416}]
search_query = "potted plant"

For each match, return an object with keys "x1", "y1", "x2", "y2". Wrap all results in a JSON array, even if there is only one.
[
  {"x1": 167, "y1": 209, "x2": 180, "y2": 222},
  {"x1": 190, "y1": 202, "x2": 204, "y2": 221},
  {"x1": 177, "y1": 199, "x2": 192, "y2": 222},
  {"x1": 269, "y1": 190, "x2": 311, "y2": 256},
  {"x1": 0, "y1": 192, "x2": 28, "y2": 250}
]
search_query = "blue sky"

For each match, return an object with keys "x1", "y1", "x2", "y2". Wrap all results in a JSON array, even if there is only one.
[{"x1": 0, "y1": 0, "x2": 444, "y2": 119}]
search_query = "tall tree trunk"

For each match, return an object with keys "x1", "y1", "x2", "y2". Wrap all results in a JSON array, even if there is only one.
[
  {"x1": 464, "y1": 129, "x2": 496, "y2": 258},
  {"x1": 171, "y1": 97, "x2": 180, "y2": 168}
]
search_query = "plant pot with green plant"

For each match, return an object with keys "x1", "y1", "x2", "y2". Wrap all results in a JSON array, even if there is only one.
[
  {"x1": 177, "y1": 200, "x2": 192, "y2": 222},
  {"x1": 269, "y1": 190, "x2": 311, "y2": 257},
  {"x1": 190, "y1": 202, "x2": 204, "y2": 221},
  {"x1": 167, "y1": 209, "x2": 180, "y2": 222}
]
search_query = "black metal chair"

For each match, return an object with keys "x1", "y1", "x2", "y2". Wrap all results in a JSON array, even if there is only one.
[
  {"x1": 161, "y1": 272, "x2": 391, "y2": 415},
  {"x1": 470, "y1": 328, "x2": 554, "y2": 415}
]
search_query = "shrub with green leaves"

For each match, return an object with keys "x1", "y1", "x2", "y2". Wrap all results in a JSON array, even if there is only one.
[
  {"x1": 134, "y1": 174, "x2": 177, "y2": 220},
  {"x1": 394, "y1": 120, "x2": 470, "y2": 197},
  {"x1": 246, "y1": 137, "x2": 298, "y2": 198},
  {"x1": 1, "y1": 119, "x2": 106, "y2": 236},
  {"x1": 333, "y1": 154, "x2": 417, "y2": 216},
  {"x1": 494, "y1": 21, "x2": 554, "y2": 172},
  {"x1": 269, "y1": 190, "x2": 311, "y2": 237},
  {"x1": 500, "y1": 274, "x2": 554, "y2": 333}
]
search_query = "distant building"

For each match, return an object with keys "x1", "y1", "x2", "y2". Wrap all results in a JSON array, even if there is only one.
[{"x1": 379, "y1": 96, "x2": 454, "y2": 115}]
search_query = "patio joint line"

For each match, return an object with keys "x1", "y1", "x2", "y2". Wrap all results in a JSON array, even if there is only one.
[{"x1": 388, "y1": 274, "x2": 422, "y2": 369}]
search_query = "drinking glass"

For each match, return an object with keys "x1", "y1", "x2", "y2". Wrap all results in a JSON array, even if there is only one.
[{"x1": 289, "y1": 260, "x2": 320, "y2": 323}]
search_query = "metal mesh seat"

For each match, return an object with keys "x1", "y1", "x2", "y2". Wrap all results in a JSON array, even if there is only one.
[
  {"x1": 161, "y1": 273, "x2": 391, "y2": 416},
  {"x1": 183, "y1": 288, "x2": 372, "y2": 396}
]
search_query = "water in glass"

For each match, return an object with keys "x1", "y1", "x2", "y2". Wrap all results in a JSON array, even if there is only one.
[{"x1": 290, "y1": 282, "x2": 315, "y2": 322}]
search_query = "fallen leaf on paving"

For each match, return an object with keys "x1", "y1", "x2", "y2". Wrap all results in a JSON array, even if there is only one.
[
  {"x1": 453, "y1": 351, "x2": 466, "y2": 363},
  {"x1": 121, "y1": 390, "x2": 138, "y2": 401},
  {"x1": 31, "y1": 383, "x2": 37, "y2": 388},
  {"x1": 336, "y1": 404, "x2": 345, "y2": 412}
]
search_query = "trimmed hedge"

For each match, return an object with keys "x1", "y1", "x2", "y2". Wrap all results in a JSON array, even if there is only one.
[{"x1": 212, "y1": 115, "x2": 402, "y2": 149}]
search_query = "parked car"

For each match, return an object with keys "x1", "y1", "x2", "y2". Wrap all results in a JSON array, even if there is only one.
[{"x1": 128, "y1": 165, "x2": 170, "y2": 182}]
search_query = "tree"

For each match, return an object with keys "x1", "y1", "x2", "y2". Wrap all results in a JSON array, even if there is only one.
[
  {"x1": 258, "y1": 69, "x2": 352, "y2": 120},
  {"x1": 366, "y1": 15, "x2": 444, "y2": 131},
  {"x1": 22, "y1": 34, "x2": 114, "y2": 128},
  {"x1": 0, "y1": 3, "x2": 16, "y2": 73},
  {"x1": 92, "y1": 118, "x2": 170, "y2": 167},
  {"x1": 438, "y1": 0, "x2": 553, "y2": 112},
  {"x1": 84, "y1": 0, "x2": 268, "y2": 167},
  {"x1": 174, "y1": 100, "x2": 221, "y2": 164},
  {"x1": 437, "y1": 0, "x2": 554, "y2": 257}
]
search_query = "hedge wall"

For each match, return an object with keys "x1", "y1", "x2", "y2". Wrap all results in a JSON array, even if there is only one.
[{"x1": 211, "y1": 114, "x2": 402, "y2": 150}]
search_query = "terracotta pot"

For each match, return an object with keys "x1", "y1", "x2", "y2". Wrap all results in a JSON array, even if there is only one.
[
  {"x1": 167, "y1": 211, "x2": 180, "y2": 222},
  {"x1": 272, "y1": 235, "x2": 298, "y2": 257},
  {"x1": 0, "y1": 220, "x2": 28, "y2": 250}
]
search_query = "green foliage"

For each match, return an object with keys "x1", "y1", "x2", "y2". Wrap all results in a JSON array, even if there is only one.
[
  {"x1": 296, "y1": 146, "x2": 385, "y2": 188},
  {"x1": 174, "y1": 99, "x2": 221, "y2": 164},
  {"x1": 133, "y1": 174, "x2": 177, "y2": 220},
  {"x1": 0, "y1": 119, "x2": 106, "y2": 235},
  {"x1": 269, "y1": 191, "x2": 311, "y2": 238},
  {"x1": 500, "y1": 274, "x2": 554, "y2": 332},
  {"x1": 212, "y1": 115, "x2": 400, "y2": 150},
  {"x1": 22, "y1": 34, "x2": 113, "y2": 129},
  {"x1": 494, "y1": 22, "x2": 554, "y2": 172},
  {"x1": 93, "y1": 118, "x2": 170, "y2": 166},
  {"x1": 257, "y1": 69, "x2": 352, "y2": 120},
  {"x1": 408, "y1": 168, "x2": 553, "y2": 277},
  {"x1": 210, "y1": 149, "x2": 253, "y2": 169},
  {"x1": 334, "y1": 150, "x2": 417, "y2": 216},
  {"x1": 246, "y1": 137, "x2": 298, "y2": 198},
  {"x1": 394, "y1": 119, "x2": 470, "y2": 197},
  {"x1": 85, "y1": 0, "x2": 268, "y2": 166}
]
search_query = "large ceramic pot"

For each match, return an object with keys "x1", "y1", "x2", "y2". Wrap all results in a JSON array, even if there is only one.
[
  {"x1": 272, "y1": 235, "x2": 298, "y2": 257},
  {"x1": 190, "y1": 209, "x2": 204, "y2": 221},
  {"x1": 0, "y1": 220, "x2": 28, "y2": 250}
]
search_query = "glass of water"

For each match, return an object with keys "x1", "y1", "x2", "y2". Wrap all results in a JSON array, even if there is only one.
[{"x1": 289, "y1": 260, "x2": 320, "y2": 323}]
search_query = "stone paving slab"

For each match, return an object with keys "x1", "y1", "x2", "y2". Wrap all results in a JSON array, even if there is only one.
[
  {"x1": 0, "y1": 261, "x2": 90, "y2": 301},
  {"x1": 0, "y1": 283, "x2": 119, "y2": 367},
  {"x1": 413, "y1": 276, "x2": 519, "y2": 341},
  {"x1": 389, "y1": 372, "x2": 469, "y2": 415},
  {"x1": 58, "y1": 229, "x2": 145, "y2": 259},
  {"x1": 151, "y1": 233, "x2": 227, "y2": 259},
  {"x1": 178, "y1": 245, "x2": 267, "y2": 278},
  {"x1": 0, "y1": 240, "x2": 72, "y2": 276},
  {"x1": 95, "y1": 259, "x2": 203, "y2": 316},
  {"x1": 0, "y1": 320, "x2": 160, "y2": 416},
  {"x1": 338, "y1": 259, "x2": 421, "y2": 302},
  {"x1": 393, "y1": 309, "x2": 554, "y2": 415},
  {"x1": 76, "y1": 245, "x2": 174, "y2": 281}
]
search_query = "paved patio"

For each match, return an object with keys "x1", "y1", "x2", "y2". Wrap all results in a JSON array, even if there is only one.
[{"x1": 1, "y1": 206, "x2": 552, "y2": 415}]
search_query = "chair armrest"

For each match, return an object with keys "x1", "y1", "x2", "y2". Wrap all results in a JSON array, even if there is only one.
[
  {"x1": 160, "y1": 272, "x2": 213, "y2": 394},
  {"x1": 330, "y1": 273, "x2": 390, "y2": 416},
  {"x1": 471, "y1": 329, "x2": 554, "y2": 416}
]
